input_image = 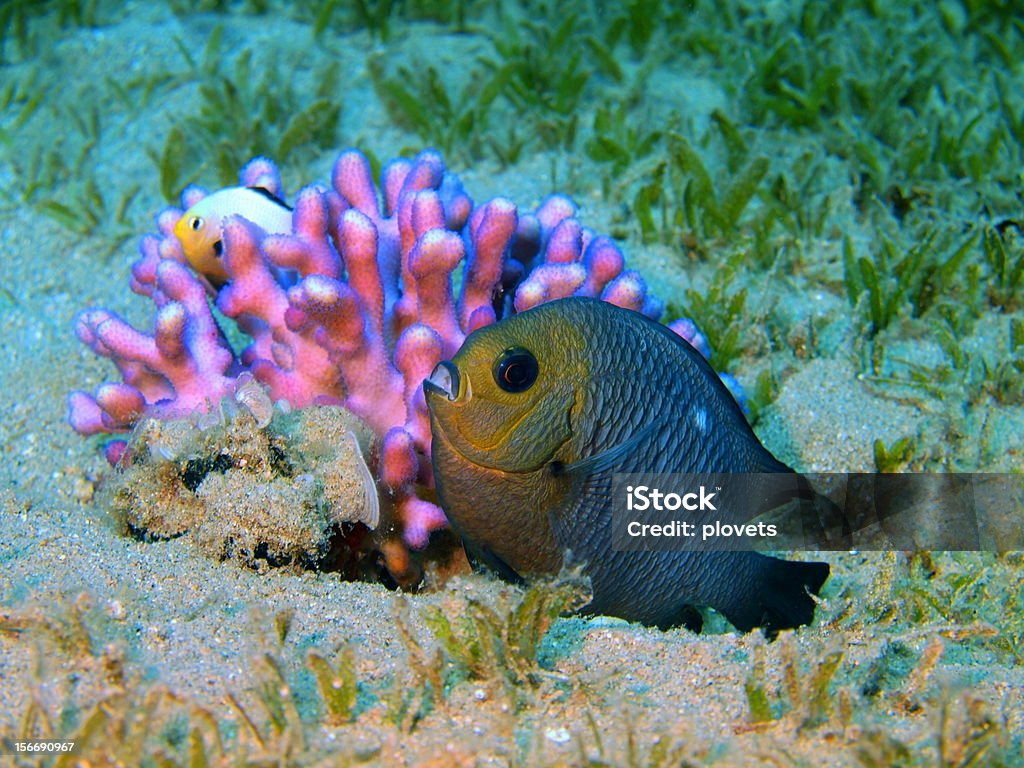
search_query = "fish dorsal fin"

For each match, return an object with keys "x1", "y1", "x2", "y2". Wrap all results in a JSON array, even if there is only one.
[
  {"x1": 552, "y1": 419, "x2": 663, "y2": 478},
  {"x1": 246, "y1": 186, "x2": 294, "y2": 211}
]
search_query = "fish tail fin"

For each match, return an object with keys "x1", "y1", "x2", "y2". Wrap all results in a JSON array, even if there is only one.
[{"x1": 719, "y1": 555, "x2": 830, "y2": 638}]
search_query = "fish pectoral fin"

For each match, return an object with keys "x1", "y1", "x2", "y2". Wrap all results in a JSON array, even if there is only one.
[
  {"x1": 552, "y1": 419, "x2": 663, "y2": 478},
  {"x1": 466, "y1": 544, "x2": 525, "y2": 585}
]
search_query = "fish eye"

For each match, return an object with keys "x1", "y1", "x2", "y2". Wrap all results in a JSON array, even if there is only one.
[
  {"x1": 493, "y1": 348, "x2": 538, "y2": 393},
  {"x1": 189, "y1": 216, "x2": 203, "y2": 231}
]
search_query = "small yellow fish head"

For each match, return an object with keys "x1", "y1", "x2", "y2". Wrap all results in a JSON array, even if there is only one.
[
  {"x1": 425, "y1": 303, "x2": 588, "y2": 474},
  {"x1": 173, "y1": 195, "x2": 229, "y2": 285}
]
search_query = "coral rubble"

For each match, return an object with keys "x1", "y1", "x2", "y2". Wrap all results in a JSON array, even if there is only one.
[{"x1": 108, "y1": 403, "x2": 378, "y2": 574}]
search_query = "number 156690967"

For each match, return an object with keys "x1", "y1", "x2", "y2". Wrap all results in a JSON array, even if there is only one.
[{"x1": 5, "y1": 740, "x2": 77, "y2": 754}]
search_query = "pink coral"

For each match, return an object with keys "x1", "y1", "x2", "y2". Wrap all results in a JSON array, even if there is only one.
[{"x1": 69, "y1": 148, "x2": 688, "y2": 564}]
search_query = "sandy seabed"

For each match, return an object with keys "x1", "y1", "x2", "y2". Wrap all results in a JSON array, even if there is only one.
[{"x1": 1, "y1": 3, "x2": 1023, "y2": 765}]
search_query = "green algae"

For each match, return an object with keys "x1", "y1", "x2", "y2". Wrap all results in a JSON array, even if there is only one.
[
  {"x1": 3, "y1": 552, "x2": 1023, "y2": 764},
  {"x1": 2, "y1": 0, "x2": 1024, "y2": 764},
  {"x1": 403, "y1": 568, "x2": 590, "y2": 701}
]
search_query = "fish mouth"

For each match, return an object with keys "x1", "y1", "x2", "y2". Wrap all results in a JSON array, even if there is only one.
[{"x1": 424, "y1": 361, "x2": 460, "y2": 402}]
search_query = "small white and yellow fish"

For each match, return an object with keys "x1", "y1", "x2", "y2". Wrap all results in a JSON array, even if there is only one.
[{"x1": 173, "y1": 186, "x2": 293, "y2": 286}]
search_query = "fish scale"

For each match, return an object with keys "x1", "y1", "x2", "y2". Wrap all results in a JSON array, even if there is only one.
[{"x1": 426, "y1": 297, "x2": 829, "y2": 635}]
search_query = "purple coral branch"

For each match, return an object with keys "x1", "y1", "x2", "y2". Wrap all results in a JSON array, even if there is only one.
[{"x1": 69, "y1": 259, "x2": 237, "y2": 433}]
